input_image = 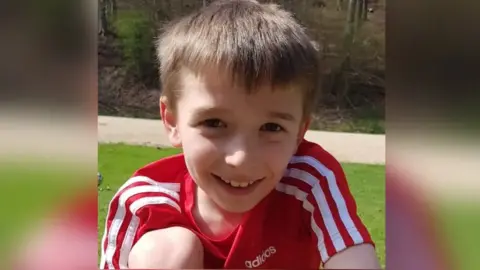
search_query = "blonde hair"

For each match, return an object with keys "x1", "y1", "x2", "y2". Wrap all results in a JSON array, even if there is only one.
[{"x1": 157, "y1": 0, "x2": 320, "y2": 115}]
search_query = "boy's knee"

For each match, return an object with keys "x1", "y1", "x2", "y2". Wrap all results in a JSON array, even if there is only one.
[
  {"x1": 129, "y1": 226, "x2": 203, "y2": 269},
  {"x1": 172, "y1": 227, "x2": 204, "y2": 268}
]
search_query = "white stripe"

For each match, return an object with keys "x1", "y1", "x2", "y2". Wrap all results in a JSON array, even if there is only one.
[
  {"x1": 99, "y1": 199, "x2": 113, "y2": 269},
  {"x1": 285, "y1": 168, "x2": 346, "y2": 251},
  {"x1": 118, "y1": 196, "x2": 181, "y2": 268},
  {"x1": 121, "y1": 175, "x2": 180, "y2": 193},
  {"x1": 275, "y1": 183, "x2": 329, "y2": 261},
  {"x1": 104, "y1": 180, "x2": 181, "y2": 269},
  {"x1": 118, "y1": 217, "x2": 140, "y2": 269},
  {"x1": 291, "y1": 156, "x2": 364, "y2": 243},
  {"x1": 130, "y1": 196, "x2": 182, "y2": 213},
  {"x1": 120, "y1": 185, "x2": 180, "y2": 204},
  {"x1": 290, "y1": 155, "x2": 364, "y2": 248}
]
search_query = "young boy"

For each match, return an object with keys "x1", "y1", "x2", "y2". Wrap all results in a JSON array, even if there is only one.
[{"x1": 100, "y1": 0, "x2": 380, "y2": 269}]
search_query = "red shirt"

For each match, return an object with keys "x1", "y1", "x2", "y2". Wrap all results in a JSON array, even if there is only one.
[{"x1": 100, "y1": 139, "x2": 374, "y2": 269}]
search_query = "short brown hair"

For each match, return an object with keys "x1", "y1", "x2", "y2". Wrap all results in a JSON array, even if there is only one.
[{"x1": 157, "y1": 0, "x2": 320, "y2": 116}]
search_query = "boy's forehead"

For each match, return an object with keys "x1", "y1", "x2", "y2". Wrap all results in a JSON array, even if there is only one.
[
  {"x1": 178, "y1": 67, "x2": 303, "y2": 116},
  {"x1": 180, "y1": 65, "x2": 240, "y2": 90},
  {"x1": 179, "y1": 65, "x2": 298, "y2": 96}
]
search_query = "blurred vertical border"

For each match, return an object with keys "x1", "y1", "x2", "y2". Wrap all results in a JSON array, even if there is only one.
[
  {"x1": 0, "y1": 0, "x2": 98, "y2": 268},
  {"x1": 387, "y1": 0, "x2": 480, "y2": 269}
]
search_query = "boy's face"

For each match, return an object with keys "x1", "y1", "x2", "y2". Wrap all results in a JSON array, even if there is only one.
[{"x1": 161, "y1": 68, "x2": 309, "y2": 213}]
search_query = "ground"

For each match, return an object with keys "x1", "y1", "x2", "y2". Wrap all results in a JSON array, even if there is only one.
[{"x1": 97, "y1": 143, "x2": 385, "y2": 267}]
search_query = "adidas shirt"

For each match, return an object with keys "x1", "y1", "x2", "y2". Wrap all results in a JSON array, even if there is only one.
[{"x1": 100, "y1": 139, "x2": 374, "y2": 269}]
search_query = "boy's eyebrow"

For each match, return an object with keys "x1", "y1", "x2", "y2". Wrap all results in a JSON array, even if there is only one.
[
  {"x1": 193, "y1": 106, "x2": 230, "y2": 115},
  {"x1": 268, "y1": 111, "x2": 296, "y2": 122},
  {"x1": 193, "y1": 107, "x2": 295, "y2": 121}
]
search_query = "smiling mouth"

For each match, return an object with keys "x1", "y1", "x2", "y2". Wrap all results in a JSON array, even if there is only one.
[{"x1": 212, "y1": 174, "x2": 264, "y2": 188}]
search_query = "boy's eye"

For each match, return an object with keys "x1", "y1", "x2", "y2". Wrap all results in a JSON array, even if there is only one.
[
  {"x1": 201, "y1": 118, "x2": 226, "y2": 128},
  {"x1": 261, "y1": 123, "x2": 284, "y2": 132}
]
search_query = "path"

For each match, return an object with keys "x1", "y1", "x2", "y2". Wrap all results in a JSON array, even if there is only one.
[{"x1": 98, "y1": 116, "x2": 385, "y2": 165}]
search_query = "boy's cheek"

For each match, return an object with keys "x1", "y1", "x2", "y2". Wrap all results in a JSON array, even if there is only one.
[{"x1": 183, "y1": 136, "x2": 217, "y2": 165}]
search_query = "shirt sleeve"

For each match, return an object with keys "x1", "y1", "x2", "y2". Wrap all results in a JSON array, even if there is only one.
[
  {"x1": 298, "y1": 155, "x2": 375, "y2": 266},
  {"x1": 99, "y1": 175, "x2": 188, "y2": 269}
]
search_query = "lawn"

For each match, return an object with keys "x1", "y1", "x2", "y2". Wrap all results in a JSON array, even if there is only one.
[{"x1": 98, "y1": 143, "x2": 385, "y2": 267}]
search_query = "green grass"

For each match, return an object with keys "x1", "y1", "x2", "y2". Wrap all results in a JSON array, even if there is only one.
[
  {"x1": 438, "y1": 203, "x2": 480, "y2": 270},
  {"x1": 98, "y1": 143, "x2": 385, "y2": 267},
  {"x1": 0, "y1": 162, "x2": 90, "y2": 264}
]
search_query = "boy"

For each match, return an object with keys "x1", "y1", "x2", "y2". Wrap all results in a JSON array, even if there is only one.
[{"x1": 100, "y1": 0, "x2": 380, "y2": 269}]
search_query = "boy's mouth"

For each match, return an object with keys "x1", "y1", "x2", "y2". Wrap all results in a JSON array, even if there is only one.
[{"x1": 212, "y1": 173, "x2": 264, "y2": 189}]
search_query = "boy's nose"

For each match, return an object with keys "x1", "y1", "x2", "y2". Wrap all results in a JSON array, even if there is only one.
[
  {"x1": 225, "y1": 149, "x2": 248, "y2": 168},
  {"x1": 224, "y1": 136, "x2": 255, "y2": 169}
]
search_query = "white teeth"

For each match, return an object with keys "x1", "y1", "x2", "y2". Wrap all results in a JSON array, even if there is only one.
[
  {"x1": 230, "y1": 181, "x2": 241, "y2": 187},
  {"x1": 239, "y1": 182, "x2": 249, "y2": 188},
  {"x1": 216, "y1": 176, "x2": 260, "y2": 188}
]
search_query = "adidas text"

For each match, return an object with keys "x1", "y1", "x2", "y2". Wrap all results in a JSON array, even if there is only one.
[{"x1": 245, "y1": 246, "x2": 276, "y2": 268}]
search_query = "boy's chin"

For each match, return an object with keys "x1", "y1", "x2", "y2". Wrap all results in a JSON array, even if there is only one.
[{"x1": 215, "y1": 200, "x2": 259, "y2": 214}]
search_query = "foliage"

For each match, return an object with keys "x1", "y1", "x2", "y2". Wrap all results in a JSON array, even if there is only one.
[
  {"x1": 113, "y1": 10, "x2": 158, "y2": 84},
  {"x1": 98, "y1": 0, "x2": 385, "y2": 133}
]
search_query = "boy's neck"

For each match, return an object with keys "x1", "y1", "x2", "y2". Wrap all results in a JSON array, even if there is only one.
[{"x1": 193, "y1": 186, "x2": 244, "y2": 240}]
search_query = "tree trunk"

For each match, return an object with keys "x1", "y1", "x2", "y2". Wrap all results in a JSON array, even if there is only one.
[
  {"x1": 362, "y1": 0, "x2": 368, "y2": 20},
  {"x1": 354, "y1": 0, "x2": 362, "y2": 32},
  {"x1": 344, "y1": 0, "x2": 357, "y2": 48},
  {"x1": 346, "y1": 0, "x2": 357, "y2": 24},
  {"x1": 110, "y1": 0, "x2": 117, "y2": 22},
  {"x1": 99, "y1": 0, "x2": 109, "y2": 36},
  {"x1": 337, "y1": 0, "x2": 344, "y2": 10},
  {"x1": 165, "y1": 0, "x2": 173, "y2": 17},
  {"x1": 152, "y1": 0, "x2": 159, "y2": 22},
  {"x1": 98, "y1": 0, "x2": 101, "y2": 34},
  {"x1": 303, "y1": 0, "x2": 308, "y2": 18}
]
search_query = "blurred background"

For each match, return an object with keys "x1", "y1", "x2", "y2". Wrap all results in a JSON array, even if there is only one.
[
  {"x1": 97, "y1": 1, "x2": 387, "y2": 267},
  {"x1": 0, "y1": 0, "x2": 479, "y2": 269},
  {"x1": 98, "y1": 0, "x2": 385, "y2": 134}
]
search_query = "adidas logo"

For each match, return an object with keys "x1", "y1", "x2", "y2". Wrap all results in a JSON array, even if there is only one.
[{"x1": 245, "y1": 246, "x2": 276, "y2": 268}]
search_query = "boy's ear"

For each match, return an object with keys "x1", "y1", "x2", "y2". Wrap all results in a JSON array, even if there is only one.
[
  {"x1": 297, "y1": 116, "x2": 311, "y2": 146},
  {"x1": 160, "y1": 96, "x2": 182, "y2": 148}
]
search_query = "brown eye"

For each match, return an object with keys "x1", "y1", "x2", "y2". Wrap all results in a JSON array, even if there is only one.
[
  {"x1": 261, "y1": 123, "x2": 284, "y2": 132},
  {"x1": 201, "y1": 119, "x2": 227, "y2": 128}
]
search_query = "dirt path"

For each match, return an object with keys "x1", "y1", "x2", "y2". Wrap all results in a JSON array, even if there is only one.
[{"x1": 98, "y1": 116, "x2": 385, "y2": 165}]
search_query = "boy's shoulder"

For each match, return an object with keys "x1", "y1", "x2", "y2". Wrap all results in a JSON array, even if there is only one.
[
  {"x1": 289, "y1": 139, "x2": 343, "y2": 174},
  {"x1": 101, "y1": 154, "x2": 191, "y2": 269},
  {"x1": 275, "y1": 140, "x2": 374, "y2": 266},
  {"x1": 110, "y1": 153, "x2": 189, "y2": 205},
  {"x1": 278, "y1": 139, "x2": 348, "y2": 200},
  {"x1": 133, "y1": 152, "x2": 188, "y2": 184},
  {"x1": 108, "y1": 153, "x2": 188, "y2": 217}
]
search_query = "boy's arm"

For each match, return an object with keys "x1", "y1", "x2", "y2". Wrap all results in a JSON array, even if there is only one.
[
  {"x1": 129, "y1": 226, "x2": 204, "y2": 269},
  {"x1": 293, "y1": 154, "x2": 380, "y2": 269},
  {"x1": 323, "y1": 243, "x2": 380, "y2": 269},
  {"x1": 99, "y1": 176, "x2": 192, "y2": 269}
]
